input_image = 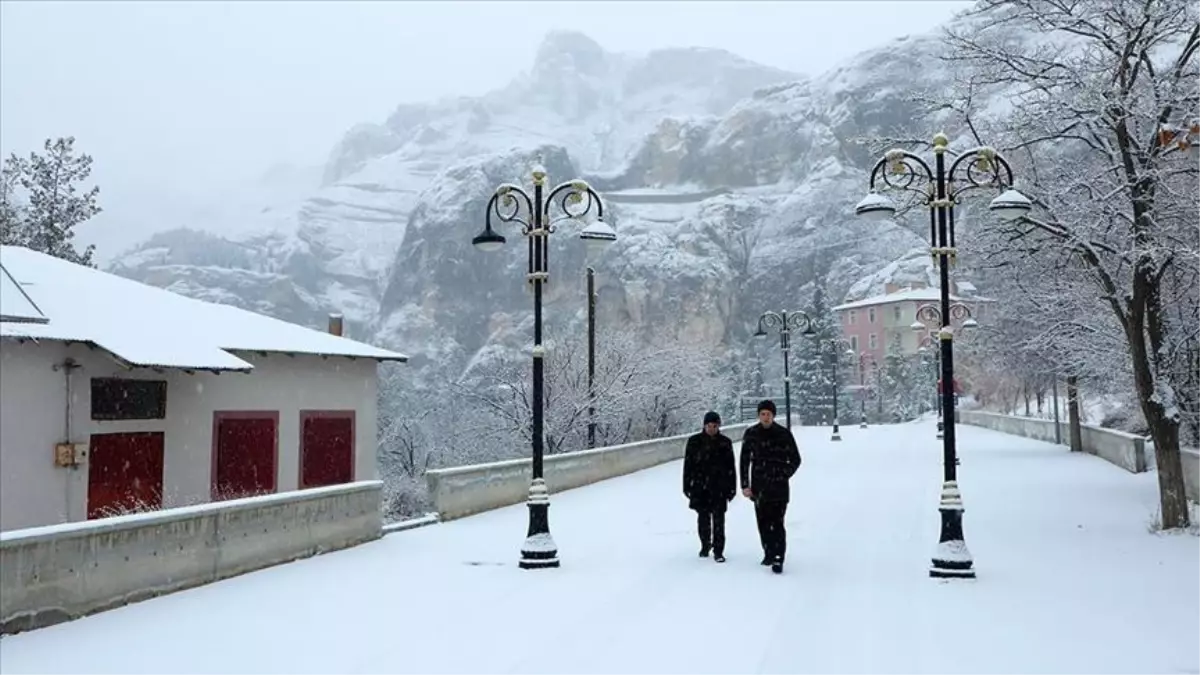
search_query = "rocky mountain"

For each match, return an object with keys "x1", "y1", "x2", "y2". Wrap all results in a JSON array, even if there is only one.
[{"x1": 111, "y1": 26, "x2": 986, "y2": 383}]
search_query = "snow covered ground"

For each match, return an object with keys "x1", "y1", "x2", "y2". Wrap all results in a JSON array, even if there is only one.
[{"x1": 2, "y1": 421, "x2": 1197, "y2": 674}]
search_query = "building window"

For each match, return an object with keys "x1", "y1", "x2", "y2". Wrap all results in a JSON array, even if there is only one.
[
  {"x1": 868, "y1": 308, "x2": 876, "y2": 323},
  {"x1": 894, "y1": 305, "x2": 902, "y2": 322},
  {"x1": 850, "y1": 336, "x2": 858, "y2": 351},
  {"x1": 869, "y1": 334, "x2": 878, "y2": 350},
  {"x1": 300, "y1": 411, "x2": 356, "y2": 489},
  {"x1": 91, "y1": 378, "x2": 167, "y2": 420},
  {"x1": 849, "y1": 310, "x2": 857, "y2": 325},
  {"x1": 212, "y1": 411, "x2": 279, "y2": 501}
]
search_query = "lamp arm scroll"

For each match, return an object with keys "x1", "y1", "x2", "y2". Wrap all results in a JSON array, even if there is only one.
[{"x1": 486, "y1": 185, "x2": 535, "y2": 234}]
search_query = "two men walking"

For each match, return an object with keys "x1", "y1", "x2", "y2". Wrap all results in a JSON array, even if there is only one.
[{"x1": 683, "y1": 400, "x2": 801, "y2": 574}]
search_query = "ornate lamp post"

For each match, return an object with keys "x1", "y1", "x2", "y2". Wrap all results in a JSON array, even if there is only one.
[
  {"x1": 471, "y1": 161, "x2": 617, "y2": 569},
  {"x1": 753, "y1": 310, "x2": 816, "y2": 430},
  {"x1": 586, "y1": 266, "x2": 597, "y2": 449},
  {"x1": 913, "y1": 302, "x2": 977, "y2": 440},
  {"x1": 855, "y1": 132, "x2": 1030, "y2": 579},
  {"x1": 811, "y1": 337, "x2": 855, "y2": 441}
]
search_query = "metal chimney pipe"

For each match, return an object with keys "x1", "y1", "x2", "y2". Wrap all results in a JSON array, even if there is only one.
[{"x1": 328, "y1": 313, "x2": 344, "y2": 336}]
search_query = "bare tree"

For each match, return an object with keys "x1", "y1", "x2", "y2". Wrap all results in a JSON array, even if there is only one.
[{"x1": 937, "y1": 0, "x2": 1199, "y2": 528}]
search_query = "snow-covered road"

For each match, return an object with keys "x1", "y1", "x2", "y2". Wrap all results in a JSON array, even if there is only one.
[{"x1": 1, "y1": 421, "x2": 1196, "y2": 674}]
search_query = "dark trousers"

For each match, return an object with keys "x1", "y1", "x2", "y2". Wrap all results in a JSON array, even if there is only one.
[
  {"x1": 755, "y1": 500, "x2": 788, "y2": 561},
  {"x1": 697, "y1": 509, "x2": 726, "y2": 554}
]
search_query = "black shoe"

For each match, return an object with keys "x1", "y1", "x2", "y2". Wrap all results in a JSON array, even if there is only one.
[
  {"x1": 714, "y1": 554, "x2": 726, "y2": 563},
  {"x1": 699, "y1": 547, "x2": 710, "y2": 558},
  {"x1": 771, "y1": 558, "x2": 784, "y2": 574},
  {"x1": 760, "y1": 556, "x2": 771, "y2": 566}
]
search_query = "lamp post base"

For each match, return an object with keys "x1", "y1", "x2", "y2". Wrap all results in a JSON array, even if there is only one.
[
  {"x1": 519, "y1": 479, "x2": 560, "y2": 569},
  {"x1": 930, "y1": 481, "x2": 974, "y2": 579},
  {"x1": 936, "y1": 420, "x2": 944, "y2": 440},
  {"x1": 860, "y1": 422, "x2": 868, "y2": 429}
]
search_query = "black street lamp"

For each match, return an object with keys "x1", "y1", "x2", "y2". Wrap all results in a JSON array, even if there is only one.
[
  {"x1": 471, "y1": 162, "x2": 617, "y2": 569},
  {"x1": 856, "y1": 352, "x2": 872, "y2": 429},
  {"x1": 812, "y1": 337, "x2": 855, "y2": 441},
  {"x1": 753, "y1": 310, "x2": 816, "y2": 430},
  {"x1": 913, "y1": 303, "x2": 977, "y2": 440},
  {"x1": 856, "y1": 132, "x2": 1030, "y2": 579},
  {"x1": 916, "y1": 333, "x2": 943, "y2": 435},
  {"x1": 586, "y1": 266, "x2": 597, "y2": 449},
  {"x1": 873, "y1": 360, "x2": 884, "y2": 421}
]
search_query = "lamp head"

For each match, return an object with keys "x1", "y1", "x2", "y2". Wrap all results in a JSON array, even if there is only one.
[
  {"x1": 910, "y1": 320, "x2": 926, "y2": 333},
  {"x1": 472, "y1": 227, "x2": 506, "y2": 253},
  {"x1": 855, "y1": 191, "x2": 897, "y2": 222},
  {"x1": 579, "y1": 218, "x2": 617, "y2": 256},
  {"x1": 989, "y1": 188, "x2": 1033, "y2": 222},
  {"x1": 961, "y1": 317, "x2": 979, "y2": 331}
]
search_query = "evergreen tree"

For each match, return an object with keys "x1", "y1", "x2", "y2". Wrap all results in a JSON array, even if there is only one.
[
  {"x1": 878, "y1": 333, "x2": 935, "y2": 422},
  {"x1": 0, "y1": 156, "x2": 28, "y2": 247},
  {"x1": 1, "y1": 137, "x2": 100, "y2": 266},
  {"x1": 792, "y1": 285, "x2": 843, "y2": 425}
]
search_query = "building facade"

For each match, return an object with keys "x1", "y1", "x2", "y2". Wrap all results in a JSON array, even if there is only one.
[
  {"x1": 831, "y1": 282, "x2": 990, "y2": 366},
  {"x1": 0, "y1": 246, "x2": 406, "y2": 532}
]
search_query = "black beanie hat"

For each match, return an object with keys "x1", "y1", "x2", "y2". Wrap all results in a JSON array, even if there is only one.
[
  {"x1": 757, "y1": 399, "x2": 777, "y2": 414},
  {"x1": 703, "y1": 411, "x2": 721, "y2": 425}
]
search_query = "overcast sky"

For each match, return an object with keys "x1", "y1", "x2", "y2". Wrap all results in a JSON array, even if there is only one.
[{"x1": 0, "y1": 0, "x2": 973, "y2": 255}]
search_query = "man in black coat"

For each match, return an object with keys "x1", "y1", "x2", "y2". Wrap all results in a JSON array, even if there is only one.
[
  {"x1": 740, "y1": 399, "x2": 801, "y2": 574},
  {"x1": 683, "y1": 411, "x2": 737, "y2": 563}
]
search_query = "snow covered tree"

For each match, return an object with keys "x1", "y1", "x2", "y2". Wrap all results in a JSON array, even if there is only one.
[
  {"x1": 935, "y1": 0, "x2": 1199, "y2": 528},
  {"x1": 0, "y1": 156, "x2": 27, "y2": 246},
  {"x1": 1, "y1": 137, "x2": 101, "y2": 265},
  {"x1": 878, "y1": 333, "x2": 930, "y2": 422},
  {"x1": 792, "y1": 285, "x2": 838, "y2": 425}
]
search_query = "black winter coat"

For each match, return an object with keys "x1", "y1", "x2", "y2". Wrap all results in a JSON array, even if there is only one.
[
  {"x1": 683, "y1": 431, "x2": 737, "y2": 512},
  {"x1": 740, "y1": 422, "x2": 801, "y2": 503}
]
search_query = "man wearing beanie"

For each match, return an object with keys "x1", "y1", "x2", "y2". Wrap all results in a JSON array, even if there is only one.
[
  {"x1": 683, "y1": 411, "x2": 736, "y2": 562},
  {"x1": 740, "y1": 399, "x2": 801, "y2": 574}
]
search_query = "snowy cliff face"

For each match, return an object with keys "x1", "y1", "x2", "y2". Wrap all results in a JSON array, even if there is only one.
[{"x1": 111, "y1": 27, "x2": 974, "y2": 368}]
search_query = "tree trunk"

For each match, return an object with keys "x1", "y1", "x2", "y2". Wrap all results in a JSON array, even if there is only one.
[
  {"x1": 1066, "y1": 376, "x2": 1083, "y2": 453},
  {"x1": 1127, "y1": 307, "x2": 1191, "y2": 530}
]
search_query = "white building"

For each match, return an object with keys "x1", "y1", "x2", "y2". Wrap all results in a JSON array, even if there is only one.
[{"x1": 0, "y1": 245, "x2": 407, "y2": 532}]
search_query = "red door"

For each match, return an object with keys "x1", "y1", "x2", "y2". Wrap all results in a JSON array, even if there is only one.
[
  {"x1": 87, "y1": 432, "x2": 165, "y2": 519},
  {"x1": 212, "y1": 412, "x2": 278, "y2": 500},
  {"x1": 300, "y1": 411, "x2": 355, "y2": 489}
]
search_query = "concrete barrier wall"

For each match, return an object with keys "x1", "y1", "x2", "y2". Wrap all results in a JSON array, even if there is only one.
[
  {"x1": 0, "y1": 480, "x2": 382, "y2": 634},
  {"x1": 1182, "y1": 448, "x2": 1200, "y2": 504},
  {"x1": 427, "y1": 424, "x2": 754, "y2": 521},
  {"x1": 958, "y1": 410, "x2": 1147, "y2": 473}
]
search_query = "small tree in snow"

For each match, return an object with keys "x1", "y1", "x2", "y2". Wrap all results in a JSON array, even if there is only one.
[{"x1": 0, "y1": 137, "x2": 101, "y2": 265}]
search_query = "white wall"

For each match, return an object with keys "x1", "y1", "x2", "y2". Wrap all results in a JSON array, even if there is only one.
[
  {"x1": 1, "y1": 481, "x2": 383, "y2": 634},
  {"x1": 0, "y1": 340, "x2": 380, "y2": 531}
]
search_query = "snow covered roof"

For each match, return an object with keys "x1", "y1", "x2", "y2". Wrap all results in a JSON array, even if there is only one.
[
  {"x1": 0, "y1": 246, "x2": 407, "y2": 372},
  {"x1": 831, "y1": 287, "x2": 994, "y2": 312},
  {"x1": 0, "y1": 261, "x2": 47, "y2": 324}
]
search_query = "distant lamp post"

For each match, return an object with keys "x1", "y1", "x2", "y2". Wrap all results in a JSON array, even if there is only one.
[
  {"x1": 471, "y1": 161, "x2": 616, "y2": 569},
  {"x1": 586, "y1": 266, "x2": 597, "y2": 449},
  {"x1": 913, "y1": 302, "x2": 977, "y2": 440},
  {"x1": 857, "y1": 132, "x2": 1028, "y2": 580},
  {"x1": 753, "y1": 310, "x2": 816, "y2": 430},
  {"x1": 811, "y1": 337, "x2": 855, "y2": 441},
  {"x1": 856, "y1": 352, "x2": 872, "y2": 429}
]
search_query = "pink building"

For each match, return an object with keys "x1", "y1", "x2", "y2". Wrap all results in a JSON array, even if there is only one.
[{"x1": 831, "y1": 282, "x2": 991, "y2": 367}]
